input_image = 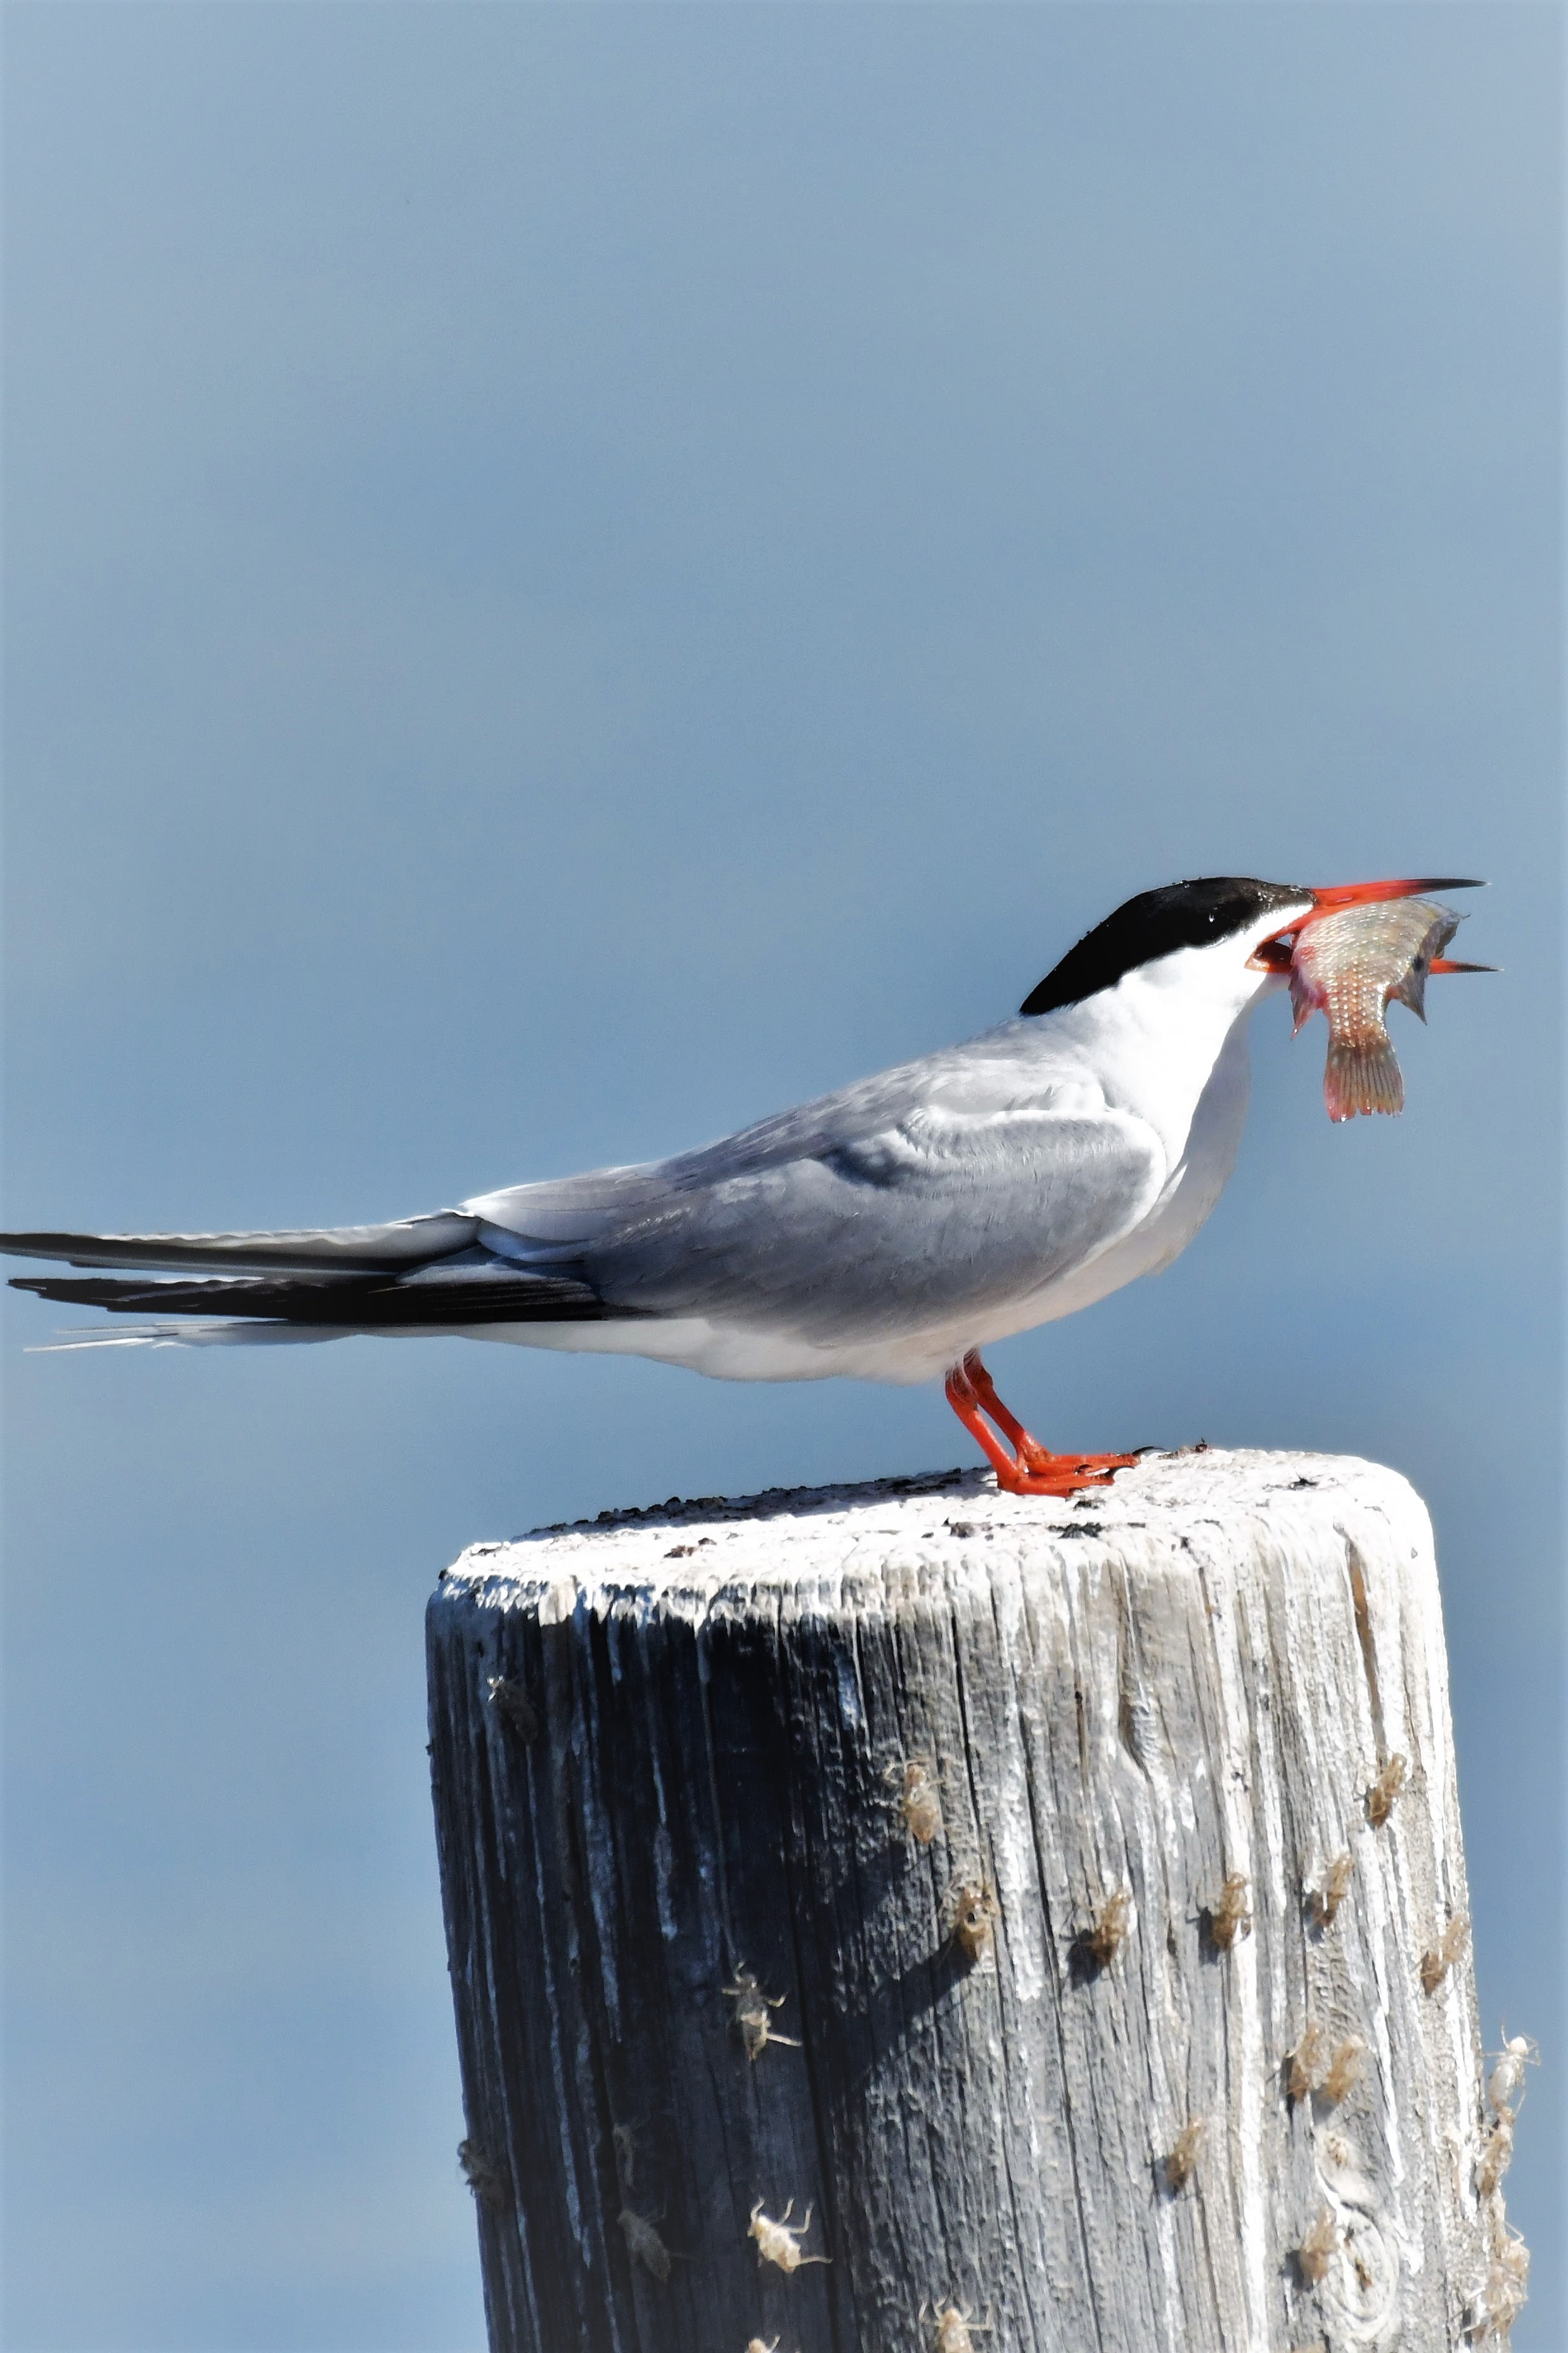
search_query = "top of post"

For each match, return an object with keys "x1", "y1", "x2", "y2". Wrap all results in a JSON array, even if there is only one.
[{"x1": 434, "y1": 1448, "x2": 1429, "y2": 1616}]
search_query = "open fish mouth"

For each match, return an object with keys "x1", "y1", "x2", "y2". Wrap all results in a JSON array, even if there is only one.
[{"x1": 1250, "y1": 879, "x2": 1493, "y2": 1122}]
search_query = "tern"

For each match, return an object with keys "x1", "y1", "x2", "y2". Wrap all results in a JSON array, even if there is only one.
[{"x1": 3, "y1": 873, "x2": 1481, "y2": 1496}]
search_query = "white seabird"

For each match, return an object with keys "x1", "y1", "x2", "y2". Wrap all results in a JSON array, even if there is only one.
[{"x1": 2, "y1": 873, "x2": 1482, "y2": 1495}]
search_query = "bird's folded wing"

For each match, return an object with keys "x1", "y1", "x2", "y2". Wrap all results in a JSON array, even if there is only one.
[
  {"x1": 465, "y1": 1028, "x2": 1131, "y2": 1243},
  {"x1": 473, "y1": 1064, "x2": 1167, "y2": 1343}
]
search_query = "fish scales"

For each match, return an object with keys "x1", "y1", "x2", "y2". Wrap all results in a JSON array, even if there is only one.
[{"x1": 1288, "y1": 898, "x2": 1462, "y2": 1121}]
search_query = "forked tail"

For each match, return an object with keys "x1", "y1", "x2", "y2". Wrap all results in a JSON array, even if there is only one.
[{"x1": 1, "y1": 1213, "x2": 613, "y2": 1348}]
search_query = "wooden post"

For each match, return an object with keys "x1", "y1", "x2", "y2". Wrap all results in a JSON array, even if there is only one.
[{"x1": 427, "y1": 1450, "x2": 1513, "y2": 2352}]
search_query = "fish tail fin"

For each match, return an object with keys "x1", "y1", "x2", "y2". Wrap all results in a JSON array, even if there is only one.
[{"x1": 1325, "y1": 1039, "x2": 1405, "y2": 1121}]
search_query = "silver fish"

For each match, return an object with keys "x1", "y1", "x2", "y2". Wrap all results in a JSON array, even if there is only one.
[{"x1": 1288, "y1": 897, "x2": 1482, "y2": 1121}]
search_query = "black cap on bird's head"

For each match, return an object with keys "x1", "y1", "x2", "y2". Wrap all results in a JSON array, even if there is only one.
[
  {"x1": 1020, "y1": 874, "x2": 1488, "y2": 1017},
  {"x1": 1020, "y1": 877, "x2": 1311, "y2": 1016}
]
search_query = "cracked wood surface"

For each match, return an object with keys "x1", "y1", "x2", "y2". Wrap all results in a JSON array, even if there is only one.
[{"x1": 426, "y1": 1449, "x2": 1490, "y2": 2353}]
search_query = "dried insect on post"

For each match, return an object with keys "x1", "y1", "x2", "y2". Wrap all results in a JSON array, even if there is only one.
[
  {"x1": 920, "y1": 2299, "x2": 994, "y2": 2350},
  {"x1": 1498, "y1": 2224, "x2": 1531, "y2": 2278},
  {"x1": 1488, "y1": 2032, "x2": 1539, "y2": 2115},
  {"x1": 1467, "y1": 2269, "x2": 1527, "y2": 2343},
  {"x1": 744, "y1": 2339, "x2": 781, "y2": 2353},
  {"x1": 619, "y1": 2207, "x2": 674, "y2": 2281},
  {"x1": 1295, "y1": 2204, "x2": 1338, "y2": 2286},
  {"x1": 886, "y1": 1756, "x2": 943, "y2": 1846},
  {"x1": 948, "y1": 1878, "x2": 999, "y2": 1966},
  {"x1": 1468, "y1": 2226, "x2": 1530, "y2": 2344},
  {"x1": 1285, "y1": 2020, "x2": 1330, "y2": 2103},
  {"x1": 458, "y1": 2137, "x2": 509, "y2": 2212},
  {"x1": 1478, "y1": 2221, "x2": 1526, "y2": 2334},
  {"x1": 749, "y1": 2200, "x2": 830, "y2": 2272},
  {"x1": 1321, "y1": 2036, "x2": 1366, "y2": 2106},
  {"x1": 485, "y1": 1674, "x2": 540, "y2": 1746},
  {"x1": 1420, "y1": 1912, "x2": 1470, "y2": 1995},
  {"x1": 1492, "y1": 2224, "x2": 1530, "y2": 2293},
  {"x1": 1162, "y1": 2117, "x2": 1206, "y2": 2193},
  {"x1": 1207, "y1": 1873, "x2": 1252, "y2": 1952},
  {"x1": 1307, "y1": 1851, "x2": 1354, "y2": 1928},
  {"x1": 1083, "y1": 1886, "x2": 1133, "y2": 1971},
  {"x1": 724, "y1": 1964, "x2": 802, "y2": 2061},
  {"x1": 1365, "y1": 1753, "x2": 1408, "y2": 1828},
  {"x1": 1475, "y1": 2117, "x2": 1515, "y2": 2200}
]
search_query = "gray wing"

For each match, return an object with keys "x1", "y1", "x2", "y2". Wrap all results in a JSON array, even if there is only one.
[
  {"x1": 467, "y1": 1029, "x2": 1167, "y2": 1345},
  {"x1": 6, "y1": 1029, "x2": 1163, "y2": 1345}
]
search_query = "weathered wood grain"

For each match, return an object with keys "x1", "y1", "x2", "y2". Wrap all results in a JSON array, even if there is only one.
[{"x1": 427, "y1": 1450, "x2": 1503, "y2": 2353}]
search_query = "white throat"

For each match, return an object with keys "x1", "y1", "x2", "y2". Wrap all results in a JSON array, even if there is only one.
[{"x1": 1034, "y1": 906, "x2": 1308, "y2": 1164}]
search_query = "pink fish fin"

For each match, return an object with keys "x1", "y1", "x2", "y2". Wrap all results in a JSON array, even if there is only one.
[
  {"x1": 1325, "y1": 1038, "x2": 1404, "y2": 1121},
  {"x1": 1288, "y1": 979, "x2": 1319, "y2": 1036}
]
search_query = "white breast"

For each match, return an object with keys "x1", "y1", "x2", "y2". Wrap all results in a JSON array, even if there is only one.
[{"x1": 1015, "y1": 996, "x2": 1257, "y2": 1322}]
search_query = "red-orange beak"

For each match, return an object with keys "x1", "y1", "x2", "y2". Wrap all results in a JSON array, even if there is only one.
[
  {"x1": 1249, "y1": 875, "x2": 1486, "y2": 971},
  {"x1": 1306, "y1": 875, "x2": 1484, "y2": 912}
]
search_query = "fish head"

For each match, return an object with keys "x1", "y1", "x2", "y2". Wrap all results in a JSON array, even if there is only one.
[{"x1": 1389, "y1": 909, "x2": 1464, "y2": 1022}]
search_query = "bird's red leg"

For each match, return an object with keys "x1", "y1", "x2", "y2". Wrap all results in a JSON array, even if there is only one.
[
  {"x1": 945, "y1": 1355, "x2": 1027, "y2": 1483},
  {"x1": 945, "y1": 1350, "x2": 1138, "y2": 1497}
]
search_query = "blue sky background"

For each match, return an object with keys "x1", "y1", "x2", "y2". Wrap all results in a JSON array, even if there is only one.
[{"x1": 3, "y1": 5, "x2": 1561, "y2": 2347}]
